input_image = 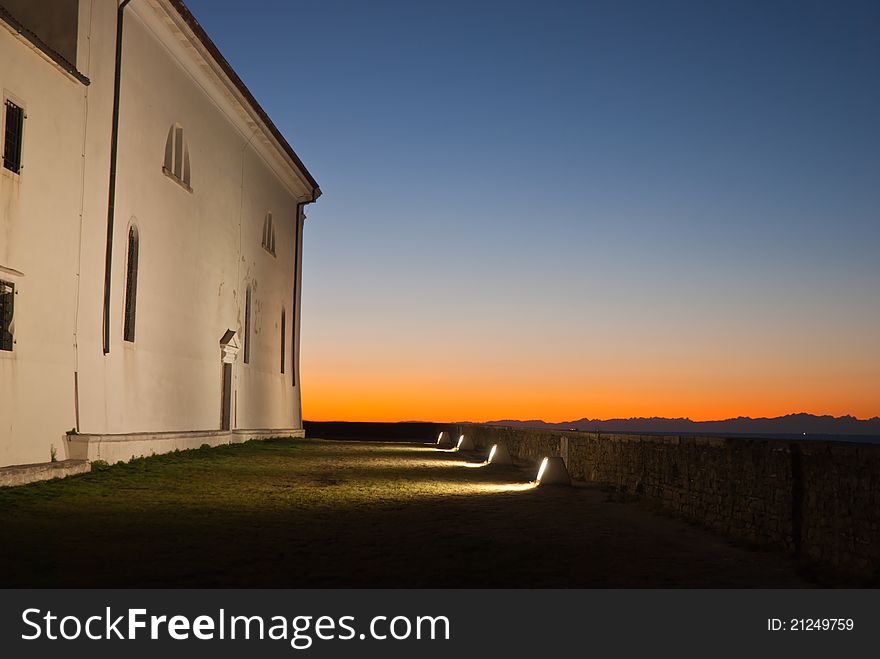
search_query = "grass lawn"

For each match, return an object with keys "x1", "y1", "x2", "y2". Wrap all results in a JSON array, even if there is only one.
[{"x1": 0, "y1": 438, "x2": 811, "y2": 587}]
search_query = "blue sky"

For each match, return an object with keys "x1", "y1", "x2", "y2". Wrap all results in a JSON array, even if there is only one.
[{"x1": 185, "y1": 0, "x2": 880, "y2": 421}]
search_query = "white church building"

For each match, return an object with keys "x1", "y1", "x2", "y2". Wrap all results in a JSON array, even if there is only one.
[{"x1": 1, "y1": 0, "x2": 320, "y2": 473}]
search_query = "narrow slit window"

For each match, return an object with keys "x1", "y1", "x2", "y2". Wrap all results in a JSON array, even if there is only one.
[
  {"x1": 4, "y1": 100, "x2": 25, "y2": 174},
  {"x1": 163, "y1": 125, "x2": 174, "y2": 172},
  {"x1": 182, "y1": 147, "x2": 191, "y2": 187},
  {"x1": 123, "y1": 226, "x2": 139, "y2": 342},
  {"x1": 280, "y1": 309, "x2": 286, "y2": 373},
  {"x1": 0, "y1": 280, "x2": 14, "y2": 351},
  {"x1": 244, "y1": 285, "x2": 252, "y2": 364},
  {"x1": 174, "y1": 126, "x2": 183, "y2": 178},
  {"x1": 262, "y1": 213, "x2": 275, "y2": 256}
]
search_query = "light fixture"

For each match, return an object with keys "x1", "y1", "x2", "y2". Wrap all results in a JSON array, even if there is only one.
[
  {"x1": 456, "y1": 434, "x2": 475, "y2": 451},
  {"x1": 536, "y1": 457, "x2": 548, "y2": 481},
  {"x1": 436, "y1": 431, "x2": 450, "y2": 447},
  {"x1": 535, "y1": 456, "x2": 570, "y2": 486},
  {"x1": 486, "y1": 442, "x2": 512, "y2": 465}
]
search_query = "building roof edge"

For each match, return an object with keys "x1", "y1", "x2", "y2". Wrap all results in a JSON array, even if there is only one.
[{"x1": 167, "y1": 0, "x2": 320, "y2": 199}]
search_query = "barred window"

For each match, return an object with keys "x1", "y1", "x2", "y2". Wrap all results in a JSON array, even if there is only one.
[
  {"x1": 0, "y1": 280, "x2": 14, "y2": 351},
  {"x1": 163, "y1": 124, "x2": 191, "y2": 189},
  {"x1": 3, "y1": 100, "x2": 24, "y2": 174},
  {"x1": 123, "y1": 226, "x2": 139, "y2": 342}
]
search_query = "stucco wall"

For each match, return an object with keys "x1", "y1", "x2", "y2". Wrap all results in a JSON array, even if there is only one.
[
  {"x1": 75, "y1": 2, "x2": 306, "y2": 437},
  {"x1": 1, "y1": 0, "x2": 314, "y2": 468},
  {"x1": 0, "y1": 19, "x2": 87, "y2": 467},
  {"x1": 456, "y1": 424, "x2": 879, "y2": 580}
]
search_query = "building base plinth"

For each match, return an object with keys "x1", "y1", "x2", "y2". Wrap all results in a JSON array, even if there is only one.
[{"x1": 66, "y1": 428, "x2": 305, "y2": 464}]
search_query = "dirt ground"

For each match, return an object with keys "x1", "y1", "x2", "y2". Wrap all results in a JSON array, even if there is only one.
[{"x1": 0, "y1": 438, "x2": 812, "y2": 587}]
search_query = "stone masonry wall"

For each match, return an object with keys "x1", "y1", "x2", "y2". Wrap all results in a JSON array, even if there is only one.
[
  {"x1": 798, "y1": 442, "x2": 880, "y2": 576},
  {"x1": 457, "y1": 424, "x2": 879, "y2": 581}
]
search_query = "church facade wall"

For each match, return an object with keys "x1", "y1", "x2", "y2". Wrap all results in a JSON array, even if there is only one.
[{"x1": 0, "y1": 0, "x2": 317, "y2": 470}]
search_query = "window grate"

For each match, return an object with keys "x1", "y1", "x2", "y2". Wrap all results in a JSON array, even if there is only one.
[
  {"x1": 4, "y1": 100, "x2": 24, "y2": 174},
  {"x1": 0, "y1": 280, "x2": 14, "y2": 351}
]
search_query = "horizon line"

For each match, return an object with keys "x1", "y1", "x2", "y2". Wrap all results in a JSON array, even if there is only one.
[{"x1": 304, "y1": 410, "x2": 880, "y2": 424}]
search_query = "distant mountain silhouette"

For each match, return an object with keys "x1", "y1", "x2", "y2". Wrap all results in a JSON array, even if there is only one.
[{"x1": 483, "y1": 413, "x2": 880, "y2": 437}]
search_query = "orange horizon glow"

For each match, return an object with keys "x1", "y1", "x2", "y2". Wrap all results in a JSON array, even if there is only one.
[
  {"x1": 301, "y1": 368, "x2": 880, "y2": 423},
  {"x1": 300, "y1": 264, "x2": 880, "y2": 424},
  {"x1": 301, "y1": 313, "x2": 880, "y2": 423},
  {"x1": 303, "y1": 408, "x2": 880, "y2": 424}
]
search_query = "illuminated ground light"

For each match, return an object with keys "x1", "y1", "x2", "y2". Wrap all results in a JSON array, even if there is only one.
[
  {"x1": 535, "y1": 456, "x2": 570, "y2": 486},
  {"x1": 456, "y1": 434, "x2": 475, "y2": 451},
  {"x1": 435, "y1": 431, "x2": 455, "y2": 449},
  {"x1": 486, "y1": 443, "x2": 512, "y2": 465},
  {"x1": 434, "y1": 432, "x2": 459, "y2": 452}
]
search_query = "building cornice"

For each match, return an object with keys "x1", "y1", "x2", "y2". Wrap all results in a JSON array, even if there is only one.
[{"x1": 154, "y1": 0, "x2": 320, "y2": 202}]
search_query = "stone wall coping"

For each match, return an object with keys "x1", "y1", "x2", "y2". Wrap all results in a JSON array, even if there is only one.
[
  {"x1": 0, "y1": 459, "x2": 89, "y2": 474},
  {"x1": 0, "y1": 459, "x2": 92, "y2": 488},
  {"x1": 475, "y1": 424, "x2": 876, "y2": 452}
]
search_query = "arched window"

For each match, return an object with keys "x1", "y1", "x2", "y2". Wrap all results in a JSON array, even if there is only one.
[
  {"x1": 243, "y1": 285, "x2": 252, "y2": 364},
  {"x1": 123, "y1": 225, "x2": 139, "y2": 342},
  {"x1": 262, "y1": 212, "x2": 275, "y2": 256},
  {"x1": 280, "y1": 308, "x2": 286, "y2": 373},
  {"x1": 163, "y1": 124, "x2": 191, "y2": 189}
]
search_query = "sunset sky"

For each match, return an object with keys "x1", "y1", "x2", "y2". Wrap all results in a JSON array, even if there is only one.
[{"x1": 187, "y1": 0, "x2": 880, "y2": 422}]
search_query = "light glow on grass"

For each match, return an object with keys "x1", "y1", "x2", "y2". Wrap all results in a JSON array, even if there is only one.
[
  {"x1": 353, "y1": 457, "x2": 484, "y2": 469},
  {"x1": 405, "y1": 481, "x2": 537, "y2": 495},
  {"x1": 371, "y1": 444, "x2": 435, "y2": 453},
  {"x1": 478, "y1": 482, "x2": 538, "y2": 493}
]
